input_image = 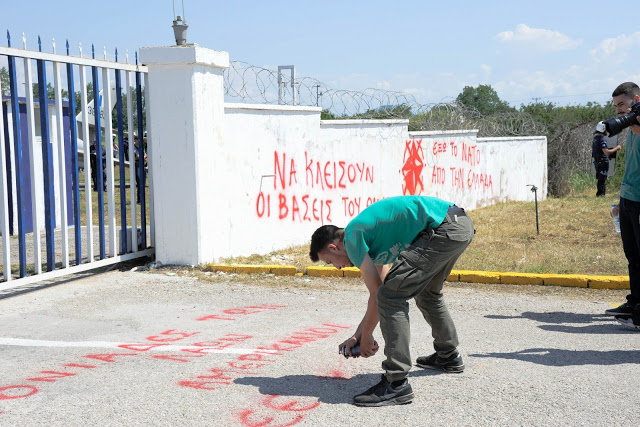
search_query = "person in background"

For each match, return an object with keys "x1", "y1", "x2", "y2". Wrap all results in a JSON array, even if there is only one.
[
  {"x1": 605, "y1": 82, "x2": 640, "y2": 331},
  {"x1": 592, "y1": 121, "x2": 621, "y2": 197}
]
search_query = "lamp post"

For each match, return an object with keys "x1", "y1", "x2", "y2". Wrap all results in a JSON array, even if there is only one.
[{"x1": 527, "y1": 184, "x2": 539, "y2": 235}]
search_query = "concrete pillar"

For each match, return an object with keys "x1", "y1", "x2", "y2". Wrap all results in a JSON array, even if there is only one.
[{"x1": 140, "y1": 45, "x2": 229, "y2": 265}]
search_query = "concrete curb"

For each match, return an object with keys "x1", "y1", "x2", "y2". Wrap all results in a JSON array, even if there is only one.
[{"x1": 203, "y1": 264, "x2": 629, "y2": 290}]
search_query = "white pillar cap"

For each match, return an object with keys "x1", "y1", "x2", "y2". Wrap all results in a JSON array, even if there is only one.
[{"x1": 139, "y1": 44, "x2": 229, "y2": 69}]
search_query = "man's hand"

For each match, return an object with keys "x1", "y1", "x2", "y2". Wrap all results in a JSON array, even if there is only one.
[
  {"x1": 611, "y1": 204, "x2": 619, "y2": 218},
  {"x1": 359, "y1": 333, "x2": 379, "y2": 358},
  {"x1": 339, "y1": 336, "x2": 358, "y2": 357}
]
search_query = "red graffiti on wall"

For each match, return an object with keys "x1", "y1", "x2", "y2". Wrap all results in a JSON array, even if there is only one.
[
  {"x1": 256, "y1": 151, "x2": 377, "y2": 223},
  {"x1": 402, "y1": 139, "x2": 424, "y2": 195},
  {"x1": 429, "y1": 139, "x2": 493, "y2": 193}
]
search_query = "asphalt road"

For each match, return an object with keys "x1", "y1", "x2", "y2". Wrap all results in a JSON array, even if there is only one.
[{"x1": 0, "y1": 268, "x2": 638, "y2": 426}]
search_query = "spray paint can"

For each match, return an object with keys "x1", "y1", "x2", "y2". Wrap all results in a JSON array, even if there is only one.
[
  {"x1": 341, "y1": 341, "x2": 378, "y2": 358},
  {"x1": 342, "y1": 345, "x2": 361, "y2": 358}
]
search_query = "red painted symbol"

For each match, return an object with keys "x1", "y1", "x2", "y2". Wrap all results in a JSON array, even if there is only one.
[{"x1": 402, "y1": 139, "x2": 424, "y2": 195}]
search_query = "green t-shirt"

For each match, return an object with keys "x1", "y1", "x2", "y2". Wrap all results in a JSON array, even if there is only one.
[
  {"x1": 621, "y1": 130, "x2": 640, "y2": 202},
  {"x1": 343, "y1": 195, "x2": 452, "y2": 267}
]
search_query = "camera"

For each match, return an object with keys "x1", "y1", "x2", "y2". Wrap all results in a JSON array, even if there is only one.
[{"x1": 602, "y1": 101, "x2": 640, "y2": 136}]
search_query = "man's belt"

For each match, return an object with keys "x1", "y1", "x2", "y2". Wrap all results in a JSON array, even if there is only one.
[{"x1": 448, "y1": 205, "x2": 467, "y2": 217}]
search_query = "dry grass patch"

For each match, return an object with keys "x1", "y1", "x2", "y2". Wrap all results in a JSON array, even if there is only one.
[{"x1": 456, "y1": 192, "x2": 626, "y2": 275}]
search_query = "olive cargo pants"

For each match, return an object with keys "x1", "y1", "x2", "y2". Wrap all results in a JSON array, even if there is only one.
[{"x1": 377, "y1": 209, "x2": 474, "y2": 382}]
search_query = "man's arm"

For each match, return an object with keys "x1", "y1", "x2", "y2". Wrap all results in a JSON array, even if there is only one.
[
  {"x1": 603, "y1": 145, "x2": 621, "y2": 156},
  {"x1": 338, "y1": 254, "x2": 383, "y2": 357}
]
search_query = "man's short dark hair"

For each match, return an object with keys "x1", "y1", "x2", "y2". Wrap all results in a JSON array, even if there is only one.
[
  {"x1": 612, "y1": 82, "x2": 640, "y2": 98},
  {"x1": 309, "y1": 225, "x2": 343, "y2": 262}
]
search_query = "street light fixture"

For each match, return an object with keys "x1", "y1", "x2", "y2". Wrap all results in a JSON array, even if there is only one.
[{"x1": 172, "y1": 0, "x2": 188, "y2": 45}]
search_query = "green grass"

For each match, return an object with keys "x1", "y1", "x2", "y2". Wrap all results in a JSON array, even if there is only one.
[
  {"x1": 78, "y1": 167, "x2": 150, "y2": 228},
  {"x1": 219, "y1": 184, "x2": 628, "y2": 276}
]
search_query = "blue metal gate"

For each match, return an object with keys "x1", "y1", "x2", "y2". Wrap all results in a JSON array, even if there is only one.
[{"x1": 0, "y1": 32, "x2": 154, "y2": 290}]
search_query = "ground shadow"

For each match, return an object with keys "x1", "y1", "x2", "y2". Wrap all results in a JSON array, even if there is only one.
[
  {"x1": 471, "y1": 348, "x2": 640, "y2": 367},
  {"x1": 0, "y1": 257, "x2": 151, "y2": 300},
  {"x1": 487, "y1": 311, "x2": 608, "y2": 324},
  {"x1": 235, "y1": 373, "x2": 379, "y2": 405},
  {"x1": 234, "y1": 368, "x2": 444, "y2": 405},
  {"x1": 485, "y1": 311, "x2": 627, "y2": 334}
]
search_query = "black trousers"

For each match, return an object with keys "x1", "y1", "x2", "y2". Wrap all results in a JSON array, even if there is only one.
[
  {"x1": 619, "y1": 197, "x2": 640, "y2": 305},
  {"x1": 595, "y1": 159, "x2": 609, "y2": 196}
]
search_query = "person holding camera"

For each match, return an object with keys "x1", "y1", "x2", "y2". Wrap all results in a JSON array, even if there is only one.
[
  {"x1": 592, "y1": 122, "x2": 621, "y2": 197},
  {"x1": 603, "y1": 82, "x2": 640, "y2": 330},
  {"x1": 309, "y1": 195, "x2": 474, "y2": 406}
]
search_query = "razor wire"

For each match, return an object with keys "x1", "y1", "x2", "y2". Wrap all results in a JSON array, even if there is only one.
[{"x1": 223, "y1": 61, "x2": 546, "y2": 138}]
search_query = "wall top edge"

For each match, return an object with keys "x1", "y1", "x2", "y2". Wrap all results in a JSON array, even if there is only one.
[
  {"x1": 140, "y1": 44, "x2": 229, "y2": 68},
  {"x1": 224, "y1": 103, "x2": 322, "y2": 112},
  {"x1": 409, "y1": 130, "x2": 479, "y2": 136},
  {"x1": 320, "y1": 119, "x2": 410, "y2": 126},
  {"x1": 477, "y1": 136, "x2": 547, "y2": 142}
]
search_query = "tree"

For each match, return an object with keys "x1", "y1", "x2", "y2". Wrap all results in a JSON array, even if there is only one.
[
  {"x1": 1, "y1": 66, "x2": 9, "y2": 96},
  {"x1": 110, "y1": 86, "x2": 145, "y2": 132},
  {"x1": 321, "y1": 109, "x2": 336, "y2": 120},
  {"x1": 74, "y1": 82, "x2": 94, "y2": 115},
  {"x1": 456, "y1": 84, "x2": 513, "y2": 116},
  {"x1": 32, "y1": 82, "x2": 68, "y2": 101}
]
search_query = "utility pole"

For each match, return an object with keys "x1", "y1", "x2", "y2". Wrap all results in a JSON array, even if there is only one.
[{"x1": 314, "y1": 84, "x2": 322, "y2": 107}]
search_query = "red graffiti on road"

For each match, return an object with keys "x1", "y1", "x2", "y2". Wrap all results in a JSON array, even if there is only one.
[
  {"x1": 238, "y1": 395, "x2": 320, "y2": 427},
  {"x1": 0, "y1": 304, "x2": 281, "y2": 412},
  {"x1": 178, "y1": 323, "x2": 350, "y2": 426},
  {"x1": 197, "y1": 304, "x2": 287, "y2": 322}
]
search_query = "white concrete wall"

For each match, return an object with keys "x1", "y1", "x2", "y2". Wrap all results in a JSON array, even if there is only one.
[
  {"x1": 140, "y1": 45, "x2": 547, "y2": 264},
  {"x1": 220, "y1": 106, "x2": 547, "y2": 258}
]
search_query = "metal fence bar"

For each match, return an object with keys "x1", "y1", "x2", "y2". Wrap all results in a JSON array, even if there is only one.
[
  {"x1": 126, "y1": 70, "x2": 137, "y2": 252},
  {"x1": 0, "y1": 77, "x2": 11, "y2": 281},
  {"x1": 36, "y1": 54, "x2": 56, "y2": 272},
  {"x1": 115, "y1": 67, "x2": 127, "y2": 254},
  {"x1": 0, "y1": 46, "x2": 147, "y2": 72},
  {"x1": 0, "y1": 248, "x2": 154, "y2": 292},
  {"x1": 66, "y1": 45, "x2": 81, "y2": 266},
  {"x1": 144, "y1": 73, "x2": 154, "y2": 248},
  {"x1": 8, "y1": 51, "x2": 28, "y2": 277},
  {"x1": 79, "y1": 63, "x2": 94, "y2": 262},
  {"x1": 23, "y1": 55, "x2": 42, "y2": 274},
  {"x1": 53, "y1": 57, "x2": 69, "y2": 268},
  {"x1": 135, "y1": 67, "x2": 146, "y2": 248},
  {"x1": 91, "y1": 58, "x2": 105, "y2": 259},
  {"x1": 102, "y1": 67, "x2": 116, "y2": 257},
  {"x1": 4, "y1": 103, "x2": 14, "y2": 238}
]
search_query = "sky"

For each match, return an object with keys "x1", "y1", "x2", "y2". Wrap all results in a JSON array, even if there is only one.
[{"x1": 3, "y1": 0, "x2": 640, "y2": 107}]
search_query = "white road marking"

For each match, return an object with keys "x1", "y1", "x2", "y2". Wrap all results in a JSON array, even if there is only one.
[{"x1": 0, "y1": 337, "x2": 276, "y2": 354}]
